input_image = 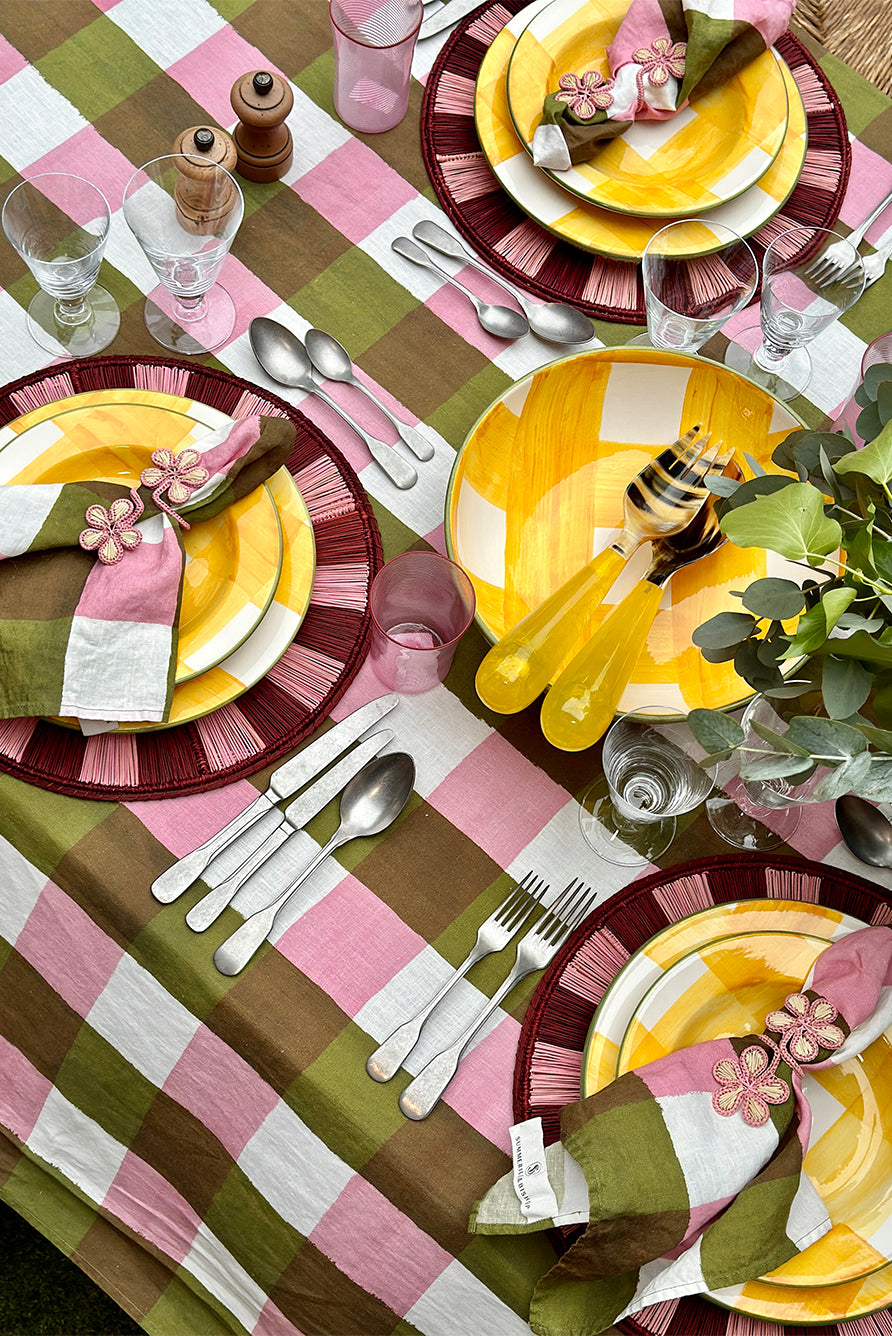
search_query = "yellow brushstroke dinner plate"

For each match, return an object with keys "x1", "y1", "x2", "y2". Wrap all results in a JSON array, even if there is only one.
[
  {"x1": 0, "y1": 393, "x2": 283, "y2": 683},
  {"x1": 505, "y1": 0, "x2": 789, "y2": 217},
  {"x1": 445, "y1": 348, "x2": 806, "y2": 717},
  {"x1": 580, "y1": 901, "x2": 892, "y2": 1321},
  {"x1": 475, "y1": 0, "x2": 807, "y2": 258},
  {"x1": 0, "y1": 389, "x2": 316, "y2": 731}
]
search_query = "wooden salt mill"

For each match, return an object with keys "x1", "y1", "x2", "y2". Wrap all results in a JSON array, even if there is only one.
[
  {"x1": 230, "y1": 70, "x2": 294, "y2": 182},
  {"x1": 172, "y1": 126, "x2": 239, "y2": 235}
]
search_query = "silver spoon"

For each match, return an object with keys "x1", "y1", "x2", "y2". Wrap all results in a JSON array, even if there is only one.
[
  {"x1": 411, "y1": 220, "x2": 596, "y2": 344},
  {"x1": 214, "y1": 751, "x2": 416, "y2": 976},
  {"x1": 391, "y1": 236, "x2": 529, "y2": 340},
  {"x1": 249, "y1": 318, "x2": 417, "y2": 490},
  {"x1": 835, "y1": 794, "x2": 892, "y2": 868},
  {"x1": 304, "y1": 328, "x2": 434, "y2": 461}
]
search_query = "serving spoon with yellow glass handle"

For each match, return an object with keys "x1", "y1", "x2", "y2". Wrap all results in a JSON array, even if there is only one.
[
  {"x1": 540, "y1": 457, "x2": 737, "y2": 752},
  {"x1": 474, "y1": 426, "x2": 720, "y2": 715}
]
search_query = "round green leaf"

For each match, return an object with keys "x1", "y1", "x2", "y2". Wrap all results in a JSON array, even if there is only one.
[
  {"x1": 835, "y1": 418, "x2": 892, "y2": 482},
  {"x1": 863, "y1": 363, "x2": 892, "y2": 397},
  {"x1": 687, "y1": 709, "x2": 745, "y2": 753},
  {"x1": 721, "y1": 483, "x2": 842, "y2": 563},
  {"x1": 786, "y1": 715, "x2": 868, "y2": 759},
  {"x1": 691, "y1": 611, "x2": 757, "y2": 649},
  {"x1": 741, "y1": 578, "x2": 806, "y2": 620}
]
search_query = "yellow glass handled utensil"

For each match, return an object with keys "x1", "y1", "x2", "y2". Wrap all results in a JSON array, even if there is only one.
[
  {"x1": 540, "y1": 459, "x2": 734, "y2": 751},
  {"x1": 475, "y1": 426, "x2": 719, "y2": 714}
]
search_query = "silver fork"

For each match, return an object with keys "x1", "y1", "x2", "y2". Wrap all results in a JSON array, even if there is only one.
[
  {"x1": 805, "y1": 185, "x2": 892, "y2": 285},
  {"x1": 399, "y1": 879, "x2": 596, "y2": 1120},
  {"x1": 366, "y1": 871, "x2": 547, "y2": 1083},
  {"x1": 856, "y1": 220, "x2": 892, "y2": 288}
]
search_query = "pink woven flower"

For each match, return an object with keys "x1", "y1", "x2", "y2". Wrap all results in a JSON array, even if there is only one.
[
  {"x1": 632, "y1": 37, "x2": 686, "y2": 87},
  {"x1": 712, "y1": 1045, "x2": 790, "y2": 1127},
  {"x1": 79, "y1": 493, "x2": 144, "y2": 566},
  {"x1": 140, "y1": 447, "x2": 209, "y2": 528},
  {"x1": 765, "y1": 993, "x2": 845, "y2": 1064},
  {"x1": 554, "y1": 69, "x2": 615, "y2": 119}
]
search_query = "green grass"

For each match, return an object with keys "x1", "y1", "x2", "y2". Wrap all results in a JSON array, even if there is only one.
[{"x1": 0, "y1": 1199, "x2": 143, "y2": 1335}]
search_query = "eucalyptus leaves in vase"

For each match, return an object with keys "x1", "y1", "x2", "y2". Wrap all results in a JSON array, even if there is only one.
[{"x1": 687, "y1": 361, "x2": 892, "y2": 803}]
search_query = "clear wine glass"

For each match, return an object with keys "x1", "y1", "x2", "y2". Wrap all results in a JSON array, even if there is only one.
[
  {"x1": 631, "y1": 220, "x2": 759, "y2": 354},
  {"x1": 2, "y1": 173, "x2": 120, "y2": 357},
  {"x1": 578, "y1": 705, "x2": 715, "y2": 866},
  {"x1": 122, "y1": 154, "x2": 244, "y2": 355},
  {"x1": 725, "y1": 225, "x2": 866, "y2": 400},
  {"x1": 704, "y1": 690, "x2": 826, "y2": 850}
]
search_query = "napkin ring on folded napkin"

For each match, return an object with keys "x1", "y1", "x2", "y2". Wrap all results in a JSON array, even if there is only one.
[
  {"x1": 554, "y1": 70, "x2": 615, "y2": 118},
  {"x1": 79, "y1": 492, "x2": 145, "y2": 566},
  {"x1": 140, "y1": 447, "x2": 209, "y2": 528},
  {"x1": 713, "y1": 991, "x2": 845, "y2": 1127}
]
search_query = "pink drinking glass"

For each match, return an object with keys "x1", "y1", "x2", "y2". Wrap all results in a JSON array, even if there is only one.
[
  {"x1": 368, "y1": 552, "x2": 476, "y2": 693},
  {"x1": 831, "y1": 331, "x2": 892, "y2": 444},
  {"x1": 329, "y1": 0, "x2": 422, "y2": 133}
]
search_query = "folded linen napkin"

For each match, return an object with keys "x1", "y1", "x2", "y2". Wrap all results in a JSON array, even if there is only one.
[
  {"x1": 0, "y1": 415, "x2": 294, "y2": 724},
  {"x1": 532, "y1": 0, "x2": 795, "y2": 170},
  {"x1": 470, "y1": 924, "x2": 892, "y2": 1336}
]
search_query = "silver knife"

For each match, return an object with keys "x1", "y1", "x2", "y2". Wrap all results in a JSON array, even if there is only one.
[
  {"x1": 185, "y1": 730, "x2": 394, "y2": 932},
  {"x1": 419, "y1": 0, "x2": 484, "y2": 39},
  {"x1": 150, "y1": 694, "x2": 399, "y2": 903}
]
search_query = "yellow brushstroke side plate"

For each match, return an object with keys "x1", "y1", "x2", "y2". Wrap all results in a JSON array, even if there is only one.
[
  {"x1": 505, "y1": 0, "x2": 789, "y2": 217},
  {"x1": 445, "y1": 348, "x2": 806, "y2": 717},
  {"x1": 475, "y1": 0, "x2": 807, "y2": 258},
  {"x1": 579, "y1": 900, "x2": 892, "y2": 1317},
  {"x1": 0, "y1": 392, "x2": 283, "y2": 683}
]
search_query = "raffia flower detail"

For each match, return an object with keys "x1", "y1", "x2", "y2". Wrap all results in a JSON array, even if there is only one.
[
  {"x1": 764, "y1": 993, "x2": 845, "y2": 1064},
  {"x1": 554, "y1": 69, "x2": 615, "y2": 119},
  {"x1": 79, "y1": 492, "x2": 144, "y2": 566},
  {"x1": 632, "y1": 37, "x2": 686, "y2": 87},
  {"x1": 712, "y1": 1045, "x2": 790, "y2": 1127},
  {"x1": 140, "y1": 447, "x2": 209, "y2": 529}
]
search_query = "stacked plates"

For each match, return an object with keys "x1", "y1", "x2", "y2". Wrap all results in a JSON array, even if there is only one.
[
  {"x1": 582, "y1": 900, "x2": 892, "y2": 1324},
  {"x1": 0, "y1": 389, "x2": 316, "y2": 732},
  {"x1": 474, "y1": 0, "x2": 808, "y2": 263}
]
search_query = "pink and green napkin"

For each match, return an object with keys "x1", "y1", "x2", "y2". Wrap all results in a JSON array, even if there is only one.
[
  {"x1": 470, "y1": 924, "x2": 892, "y2": 1336},
  {"x1": 532, "y1": 0, "x2": 796, "y2": 169},
  {"x1": 0, "y1": 415, "x2": 294, "y2": 725}
]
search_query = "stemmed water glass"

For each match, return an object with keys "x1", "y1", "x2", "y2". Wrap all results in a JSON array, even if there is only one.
[
  {"x1": 2, "y1": 173, "x2": 120, "y2": 357},
  {"x1": 578, "y1": 705, "x2": 715, "y2": 866},
  {"x1": 725, "y1": 225, "x2": 866, "y2": 400},
  {"x1": 704, "y1": 691, "x2": 825, "y2": 850},
  {"x1": 122, "y1": 154, "x2": 244, "y2": 355},
  {"x1": 631, "y1": 220, "x2": 758, "y2": 354}
]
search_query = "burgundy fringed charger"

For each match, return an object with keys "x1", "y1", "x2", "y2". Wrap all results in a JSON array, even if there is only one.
[
  {"x1": 513, "y1": 853, "x2": 892, "y2": 1334},
  {"x1": 0, "y1": 356, "x2": 382, "y2": 802},
  {"x1": 421, "y1": 14, "x2": 851, "y2": 323}
]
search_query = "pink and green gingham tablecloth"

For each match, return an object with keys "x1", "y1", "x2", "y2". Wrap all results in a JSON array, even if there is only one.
[{"x1": 0, "y1": 3, "x2": 891, "y2": 1334}]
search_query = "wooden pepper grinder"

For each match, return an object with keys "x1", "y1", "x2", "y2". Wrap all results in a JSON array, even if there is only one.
[
  {"x1": 230, "y1": 70, "x2": 294, "y2": 182},
  {"x1": 172, "y1": 126, "x2": 239, "y2": 234}
]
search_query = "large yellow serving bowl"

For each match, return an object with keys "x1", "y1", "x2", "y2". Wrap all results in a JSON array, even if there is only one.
[{"x1": 445, "y1": 347, "x2": 806, "y2": 716}]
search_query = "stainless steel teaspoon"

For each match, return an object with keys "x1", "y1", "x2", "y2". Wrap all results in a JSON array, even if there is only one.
[
  {"x1": 249, "y1": 318, "x2": 417, "y2": 489},
  {"x1": 304, "y1": 328, "x2": 434, "y2": 460},
  {"x1": 412, "y1": 220, "x2": 595, "y2": 344},
  {"x1": 391, "y1": 236, "x2": 529, "y2": 340}
]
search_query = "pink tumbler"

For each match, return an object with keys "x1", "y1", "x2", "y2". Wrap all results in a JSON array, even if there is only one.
[
  {"x1": 329, "y1": 0, "x2": 422, "y2": 134},
  {"x1": 368, "y1": 552, "x2": 476, "y2": 693},
  {"x1": 831, "y1": 332, "x2": 892, "y2": 444}
]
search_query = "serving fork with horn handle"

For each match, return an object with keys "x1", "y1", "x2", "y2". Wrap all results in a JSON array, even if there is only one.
[
  {"x1": 541, "y1": 456, "x2": 739, "y2": 751},
  {"x1": 474, "y1": 426, "x2": 720, "y2": 716}
]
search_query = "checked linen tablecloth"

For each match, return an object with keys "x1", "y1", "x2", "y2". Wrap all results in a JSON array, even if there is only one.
[{"x1": 0, "y1": 3, "x2": 892, "y2": 1335}]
